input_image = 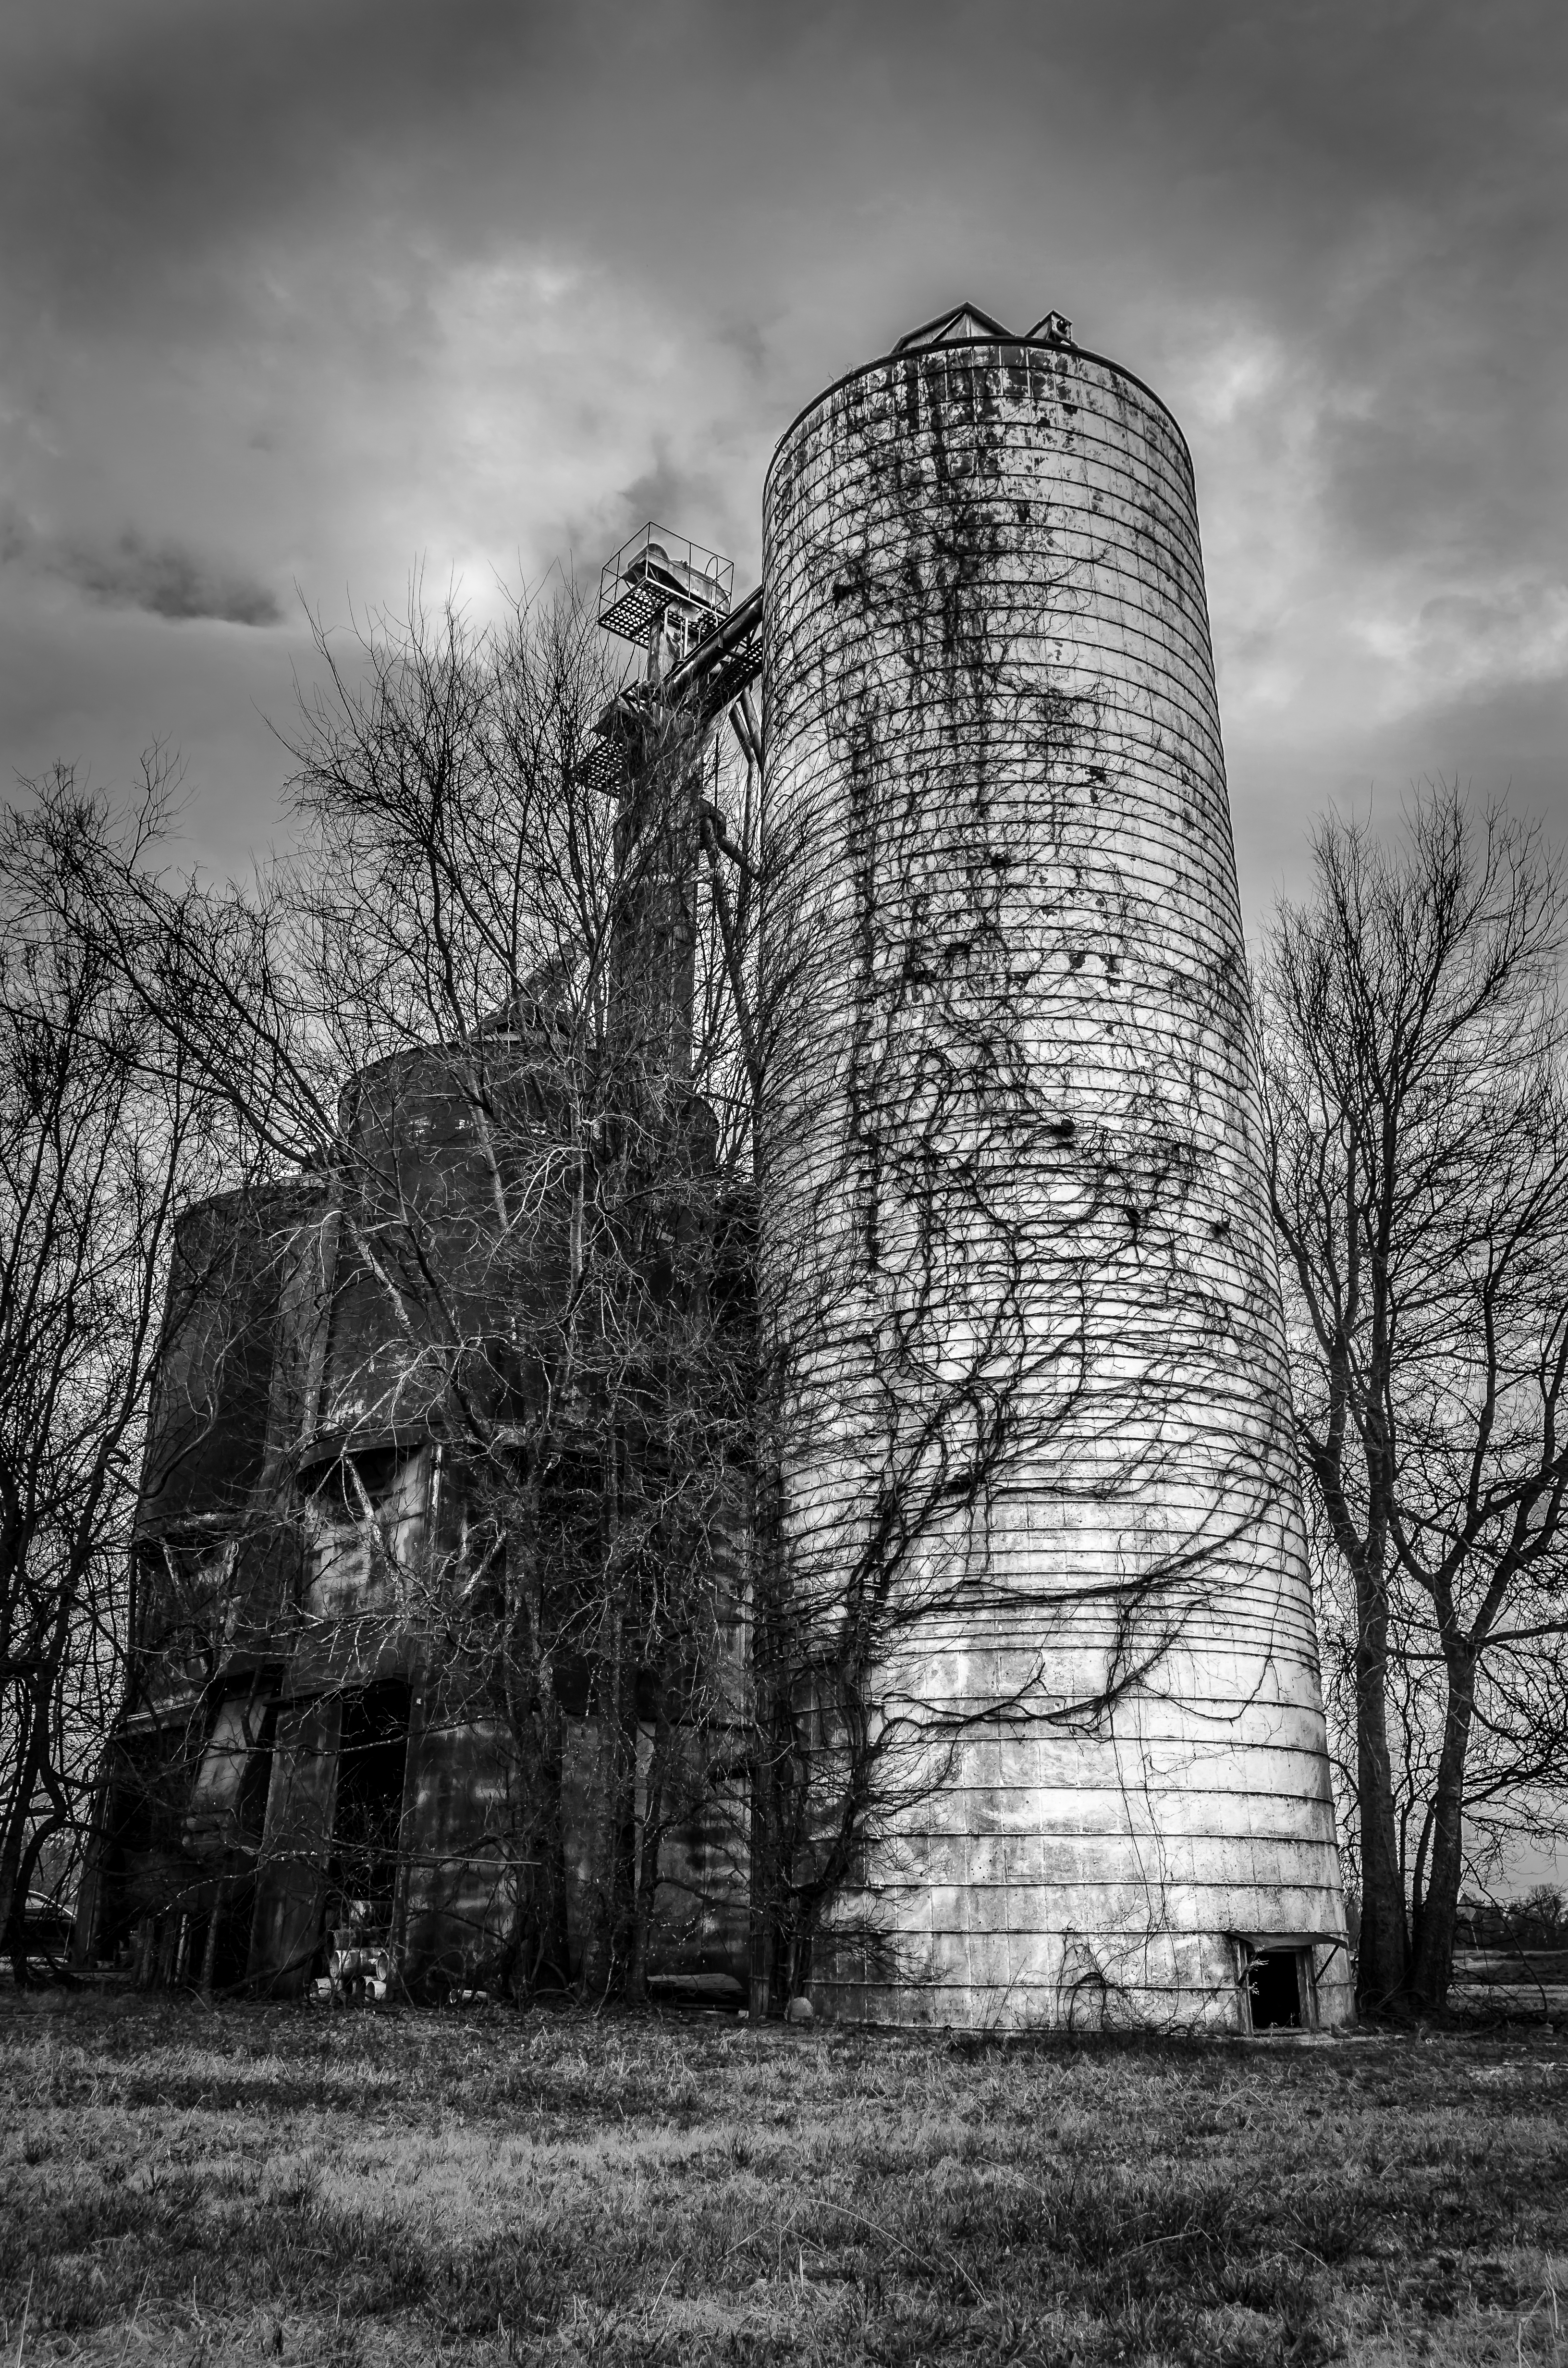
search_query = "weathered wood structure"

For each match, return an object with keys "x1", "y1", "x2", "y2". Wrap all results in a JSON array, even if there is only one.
[{"x1": 92, "y1": 1029, "x2": 753, "y2": 2002}]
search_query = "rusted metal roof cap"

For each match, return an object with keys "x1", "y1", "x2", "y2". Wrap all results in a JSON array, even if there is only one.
[
  {"x1": 892, "y1": 301, "x2": 1013, "y2": 351},
  {"x1": 893, "y1": 302, "x2": 1076, "y2": 352}
]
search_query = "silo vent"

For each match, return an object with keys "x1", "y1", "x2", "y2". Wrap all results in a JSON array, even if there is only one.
[
  {"x1": 892, "y1": 304, "x2": 1076, "y2": 355},
  {"x1": 893, "y1": 302, "x2": 1013, "y2": 352}
]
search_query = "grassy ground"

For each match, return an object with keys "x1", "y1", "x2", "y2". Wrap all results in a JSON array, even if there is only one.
[{"x1": 2, "y1": 1992, "x2": 1565, "y2": 2367}]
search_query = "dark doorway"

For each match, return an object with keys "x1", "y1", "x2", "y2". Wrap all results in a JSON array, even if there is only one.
[
  {"x1": 327, "y1": 1683, "x2": 410, "y2": 1936},
  {"x1": 1248, "y1": 1947, "x2": 1307, "y2": 2030}
]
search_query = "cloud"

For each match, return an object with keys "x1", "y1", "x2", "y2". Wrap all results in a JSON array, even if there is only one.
[
  {"x1": 62, "y1": 530, "x2": 283, "y2": 627},
  {"x1": 0, "y1": 507, "x2": 282, "y2": 626},
  {"x1": 0, "y1": 0, "x2": 1561, "y2": 899},
  {"x1": 1360, "y1": 580, "x2": 1568, "y2": 708}
]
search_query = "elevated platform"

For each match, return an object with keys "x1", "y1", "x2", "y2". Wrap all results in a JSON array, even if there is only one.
[{"x1": 598, "y1": 524, "x2": 732, "y2": 647}]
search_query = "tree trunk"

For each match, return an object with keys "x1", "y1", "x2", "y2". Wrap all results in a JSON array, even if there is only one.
[
  {"x1": 69, "y1": 1768, "x2": 115, "y2": 1971},
  {"x1": 495, "y1": 1479, "x2": 572, "y2": 2001},
  {"x1": 580, "y1": 1585, "x2": 639, "y2": 1999},
  {"x1": 2, "y1": 1813, "x2": 55, "y2": 1988},
  {"x1": 1408, "y1": 1654, "x2": 1476, "y2": 2010},
  {"x1": 748, "y1": 1702, "x2": 785, "y2": 2018},
  {"x1": 1352, "y1": 1552, "x2": 1409, "y2": 2011},
  {"x1": 626, "y1": 1705, "x2": 673, "y2": 2003},
  {"x1": 495, "y1": 1656, "x2": 571, "y2": 2001},
  {"x1": 747, "y1": 1748, "x2": 778, "y2": 2020},
  {"x1": 0, "y1": 1548, "x2": 95, "y2": 1982},
  {"x1": 199, "y1": 1877, "x2": 229, "y2": 1997},
  {"x1": 528, "y1": 1688, "x2": 572, "y2": 1993},
  {"x1": 747, "y1": 1514, "x2": 792, "y2": 2020},
  {"x1": 0, "y1": 1761, "x2": 33, "y2": 1976},
  {"x1": 0, "y1": 1664, "x2": 62, "y2": 1985}
]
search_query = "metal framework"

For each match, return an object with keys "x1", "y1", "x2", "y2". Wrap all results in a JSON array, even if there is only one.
[
  {"x1": 583, "y1": 518, "x2": 761, "y2": 799},
  {"x1": 597, "y1": 524, "x2": 733, "y2": 647}
]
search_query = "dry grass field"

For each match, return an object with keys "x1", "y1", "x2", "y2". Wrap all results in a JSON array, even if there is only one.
[{"x1": 2, "y1": 1992, "x2": 1565, "y2": 2368}]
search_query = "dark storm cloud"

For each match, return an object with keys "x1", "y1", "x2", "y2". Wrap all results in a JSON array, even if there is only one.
[
  {"x1": 609, "y1": 451, "x2": 725, "y2": 556},
  {"x1": 0, "y1": 508, "x2": 280, "y2": 627},
  {"x1": 4, "y1": 4, "x2": 1557, "y2": 419},
  {"x1": 0, "y1": 0, "x2": 576, "y2": 309},
  {"x1": 61, "y1": 532, "x2": 283, "y2": 628},
  {"x1": 0, "y1": 0, "x2": 1562, "y2": 893}
]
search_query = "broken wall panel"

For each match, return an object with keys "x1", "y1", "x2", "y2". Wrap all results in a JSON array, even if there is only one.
[
  {"x1": 249, "y1": 1694, "x2": 342, "y2": 1993},
  {"x1": 286, "y1": 1447, "x2": 431, "y2": 1698},
  {"x1": 182, "y1": 1686, "x2": 277, "y2": 1860}
]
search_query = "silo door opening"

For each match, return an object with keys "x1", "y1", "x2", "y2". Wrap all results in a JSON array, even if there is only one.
[
  {"x1": 1246, "y1": 1946, "x2": 1312, "y2": 2031},
  {"x1": 325, "y1": 1683, "x2": 410, "y2": 1963}
]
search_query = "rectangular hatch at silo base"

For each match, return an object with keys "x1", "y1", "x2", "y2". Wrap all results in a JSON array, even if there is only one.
[{"x1": 1237, "y1": 1939, "x2": 1319, "y2": 2032}]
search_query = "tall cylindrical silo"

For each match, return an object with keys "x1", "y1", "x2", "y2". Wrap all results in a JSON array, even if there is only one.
[{"x1": 758, "y1": 308, "x2": 1350, "y2": 2030}]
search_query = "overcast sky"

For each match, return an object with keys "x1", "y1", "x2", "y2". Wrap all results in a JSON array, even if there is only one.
[{"x1": 2, "y1": 0, "x2": 1564, "y2": 928}]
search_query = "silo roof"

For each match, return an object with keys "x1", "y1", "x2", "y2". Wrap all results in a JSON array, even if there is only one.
[{"x1": 892, "y1": 302, "x2": 1014, "y2": 351}]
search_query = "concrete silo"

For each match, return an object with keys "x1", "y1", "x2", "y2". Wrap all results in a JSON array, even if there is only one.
[{"x1": 759, "y1": 304, "x2": 1350, "y2": 2030}]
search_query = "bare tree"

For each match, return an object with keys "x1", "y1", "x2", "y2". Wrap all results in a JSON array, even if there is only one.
[
  {"x1": 1261, "y1": 787, "x2": 1568, "y2": 2012},
  {"x1": 0, "y1": 770, "x2": 227, "y2": 1981},
  {"x1": 60, "y1": 582, "x2": 762, "y2": 2001}
]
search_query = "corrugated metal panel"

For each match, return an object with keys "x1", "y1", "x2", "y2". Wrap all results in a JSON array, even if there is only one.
[{"x1": 759, "y1": 331, "x2": 1350, "y2": 2030}]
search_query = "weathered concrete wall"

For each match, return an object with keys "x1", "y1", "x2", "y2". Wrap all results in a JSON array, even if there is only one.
[{"x1": 760, "y1": 325, "x2": 1350, "y2": 2029}]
